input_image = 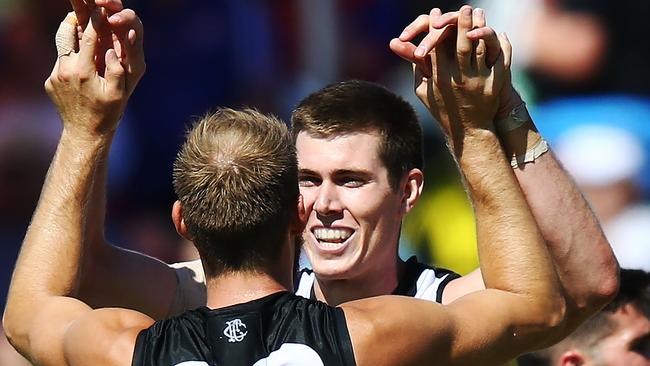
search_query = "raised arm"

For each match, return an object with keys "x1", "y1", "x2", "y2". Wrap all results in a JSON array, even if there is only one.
[
  {"x1": 2, "y1": 10, "x2": 152, "y2": 364},
  {"x1": 390, "y1": 7, "x2": 619, "y2": 315},
  {"x1": 343, "y1": 7, "x2": 569, "y2": 366},
  {"x1": 51, "y1": 0, "x2": 198, "y2": 320}
]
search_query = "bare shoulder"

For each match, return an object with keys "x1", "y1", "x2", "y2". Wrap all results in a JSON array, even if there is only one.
[
  {"x1": 64, "y1": 307, "x2": 154, "y2": 366},
  {"x1": 339, "y1": 295, "x2": 453, "y2": 366}
]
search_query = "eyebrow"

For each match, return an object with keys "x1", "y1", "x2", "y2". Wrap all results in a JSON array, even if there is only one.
[{"x1": 298, "y1": 168, "x2": 374, "y2": 178}]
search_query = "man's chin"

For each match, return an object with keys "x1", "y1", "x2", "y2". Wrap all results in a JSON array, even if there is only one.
[{"x1": 309, "y1": 258, "x2": 356, "y2": 281}]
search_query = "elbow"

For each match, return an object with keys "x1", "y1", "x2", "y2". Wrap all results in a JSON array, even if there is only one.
[
  {"x1": 545, "y1": 296, "x2": 568, "y2": 332},
  {"x1": 578, "y1": 251, "x2": 620, "y2": 313},
  {"x1": 592, "y1": 261, "x2": 620, "y2": 306},
  {"x1": 531, "y1": 297, "x2": 569, "y2": 348},
  {"x1": 2, "y1": 308, "x2": 24, "y2": 354}
]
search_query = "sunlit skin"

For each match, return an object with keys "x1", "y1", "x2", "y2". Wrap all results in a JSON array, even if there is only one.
[
  {"x1": 296, "y1": 131, "x2": 416, "y2": 303},
  {"x1": 595, "y1": 304, "x2": 650, "y2": 366}
]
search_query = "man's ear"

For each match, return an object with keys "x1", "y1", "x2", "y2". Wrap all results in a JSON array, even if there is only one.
[
  {"x1": 290, "y1": 194, "x2": 307, "y2": 234},
  {"x1": 172, "y1": 200, "x2": 192, "y2": 240},
  {"x1": 401, "y1": 168, "x2": 424, "y2": 214},
  {"x1": 559, "y1": 350, "x2": 586, "y2": 366}
]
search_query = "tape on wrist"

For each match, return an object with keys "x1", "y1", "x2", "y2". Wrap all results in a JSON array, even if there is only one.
[
  {"x1": 511, "y1": 139, "x2": 549, "y2": 168},
  {"x1": 495, "y1": 101, "x2": 531, "y2": 133},
  {"x1": 510, "y1": 139, "x2": 548, "y2": 168}
]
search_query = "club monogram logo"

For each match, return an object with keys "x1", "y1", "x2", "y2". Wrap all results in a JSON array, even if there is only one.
[{"x1": 223, "y1": 319, "x2": 248, "y2": 343}]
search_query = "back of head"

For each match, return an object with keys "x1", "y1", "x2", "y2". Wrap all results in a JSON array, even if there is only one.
[
  {"x1": 521, "y1": 269, "x2": 650, "y2": 366},
  {"x1": 173, "y1": 108, "x2": 298, "y2": 276},
  {"x1": 291, "y1": 80, "x2": 423, "y2": 190}
]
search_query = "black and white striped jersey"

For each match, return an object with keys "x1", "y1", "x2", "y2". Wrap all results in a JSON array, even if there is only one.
[
  {"x1": 295, "y1": 256, "x2": 460, "y2": 303},
  {"x1": 132, "y1": 291, "x2": 356, "y2": 366}
]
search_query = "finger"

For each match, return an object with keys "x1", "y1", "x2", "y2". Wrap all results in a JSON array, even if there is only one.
[
  {"x1": 108, "y1": 9, "x2": 145, "y2": 92},
  {"x1": 95, "y1": 0, "x2": 125, "y2": 14},
  {"x1": 108, "y1": 9, "x2": 144, "y2": 56},
  {"x1": 430, "y1": 11, "x2": 459, "y2": 29},
  {"x1": 416, "y1": 27, "x2": 456, "y2": 59},
  {"x1": 399, "y1": 14, "x2": 429, "y2": 41},
  {"x1": 456, "y1": 5, "x2": 473, "y2": 73},
  {"x1": 78, "y1": 10, "x2": 102, "y2": 76},
  {"x1": 56, "y1": 12, "x2": 78, "y2": 58},
  {"x1": 467, "y1": 27, "x2": 500, "y2": 67},
  {"x1": 104, "y1": 48, "x2": 126, "y2": 92},
  {"x1": 69, "y1": 0, "x2": 92, "y2": 28},
  {"x1": 389, "y1": 38, "x2": 418, "y2": 63},
  {"x1": 95, "y1": 9, "x2": 114, "y2": 76},
  {"x1": 475, "y1": 39, "x2": 487, "y2": 74},
  {"x1": 414, "y1": 8, "x2": 451, "y2": 58},
  {"x1": 472, "y1": 8, "x2": 486, "y2": 28},
  {"x1": 499, "y1": 32, "x2": 513, "y2": 69},
  {"x1": 390, "y1": 38, "x2": 432, "y2": 77}
]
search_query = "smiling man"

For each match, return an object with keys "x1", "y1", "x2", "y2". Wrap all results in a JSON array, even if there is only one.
[
  {"x1": 12, "y1": 0, "x2": 617, "y2": 328},
  {"x1": 4, "y1": 7, "x2": 585, "y2": 365},
  {"x1": 290, "y1": 81, "x2": 459, "y2": 305}
]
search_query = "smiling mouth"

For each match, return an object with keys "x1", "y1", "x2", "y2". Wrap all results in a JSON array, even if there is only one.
[{"x1": 313, "y1": 228, "x2": 353, "y2": 248}]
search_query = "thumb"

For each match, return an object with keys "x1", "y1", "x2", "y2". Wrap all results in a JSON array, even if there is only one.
[{"x1": 55, "y1": 12, "x2": 78, "y2": 57}]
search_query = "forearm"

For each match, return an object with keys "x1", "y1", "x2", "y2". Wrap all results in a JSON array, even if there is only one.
[
  {"x1": 451, "y1": 127, "x2": 564, "y2": 322},
  {"x1": 500, "y1": 119, "x2": 619, "y2": 323},
  {"x1": 3, "y1": 130, "x2": 111, "y2": 352},
  {"x1": 71, "y1": 130, "x2": 178, "y2": 319}
]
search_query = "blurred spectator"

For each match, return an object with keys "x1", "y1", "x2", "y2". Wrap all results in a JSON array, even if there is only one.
[
  {"x1": 518, "y1": 269, "x2": 650, "y2": 366},
  {"x1": 472, "y1": 0, "x2": 650, "y2": 104}
]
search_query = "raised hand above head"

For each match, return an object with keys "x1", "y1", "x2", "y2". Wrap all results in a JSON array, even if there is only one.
[
  {"x1": 390, "y1": 6, "x2": 524, "y2": 133},
  {"x1": 46, "y1": 7, "x2": 145, "y2": 139},
  {"x1": 395, "y1": 6, "x2": 512, "y2": 142},
  {"x1": 70, "y1": 0, "x2": 124, "y2": 29},
  {"x1": 66, "y1": 0, "x2": 126, "y2": 76}
]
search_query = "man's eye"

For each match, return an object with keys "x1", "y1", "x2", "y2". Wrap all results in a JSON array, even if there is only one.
[
  {"x1": 342, "y1": 178, "x2": 365, "y2": 188},
  {"x1": 299, "y1": 176, "x2": 320, "y2": 187}
]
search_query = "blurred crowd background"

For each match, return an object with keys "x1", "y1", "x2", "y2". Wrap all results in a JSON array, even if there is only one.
[{"x1": 2, "y1": 1, "x2": 650, "y2": 364}]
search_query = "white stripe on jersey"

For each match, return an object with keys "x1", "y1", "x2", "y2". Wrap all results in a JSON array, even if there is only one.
[{"x1": 295, "y1": 264, "x2": 456, "y2": 302}]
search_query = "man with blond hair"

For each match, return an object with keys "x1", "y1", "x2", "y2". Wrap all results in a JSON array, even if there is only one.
[{"x1": 5, "y1": 4, "x2": 589, "y2": 365}]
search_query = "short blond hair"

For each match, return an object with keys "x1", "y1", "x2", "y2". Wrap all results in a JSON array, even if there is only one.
[{"x1": 173, "y1": 108, "x2": 298, "y2": 274}]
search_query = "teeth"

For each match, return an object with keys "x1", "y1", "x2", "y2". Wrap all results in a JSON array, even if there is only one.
[{"x1": 313, "y1": 228, "x2": 352, "y2": 242}]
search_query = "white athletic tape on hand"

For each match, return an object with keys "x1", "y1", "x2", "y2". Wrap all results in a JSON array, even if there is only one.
[{"x1": 55, "y1": 13, "x2": 78, "y2": 58}]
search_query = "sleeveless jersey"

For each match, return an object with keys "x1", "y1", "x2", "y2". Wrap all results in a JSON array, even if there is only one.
[
  {"x1": 133, "y1": 291, "x2": 356, "y2": 366},
  {"x1": 295, "y1": 256, "x2": 460, "y2": 302}
]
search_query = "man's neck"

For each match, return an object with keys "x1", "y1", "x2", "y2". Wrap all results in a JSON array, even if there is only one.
[
  {"x1": 313, "y1": 258, "x2": 405, "y2": 306},
  {"x1": 206, "y1": 268, "x2": 293, "y2": 309}
]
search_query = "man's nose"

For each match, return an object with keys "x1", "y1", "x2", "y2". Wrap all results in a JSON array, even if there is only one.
[{"x1": 314, "y1": 182, "x2": 344, "y2": 218}]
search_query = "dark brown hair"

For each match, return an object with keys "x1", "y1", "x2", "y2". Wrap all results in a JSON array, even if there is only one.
[{"x1": 291, "y1": 80, "x2": 423, "y2": 190}]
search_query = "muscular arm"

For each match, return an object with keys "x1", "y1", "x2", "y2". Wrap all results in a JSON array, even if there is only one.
[
  {"x1": 442, "y1": 97, "x2": 619, "y2": 311},
  {"x1": 3, "y1": 133, "x2": 151, "y2": 365},
  {"x1": 2, "y1": 10, "x2": 155, "y2": 363},
  {"x1": 497, "y1": 90, "x2": 619, "y2": 328},
  {"x1": 391, "y1": 7, "x2": 619, "y2": 310},
  {"x1": 53, "y1": 0, "x2": 189, "y2": 320},
  {"x1": 343, "y1": 9, "x2": 568, "y2": 366}
]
